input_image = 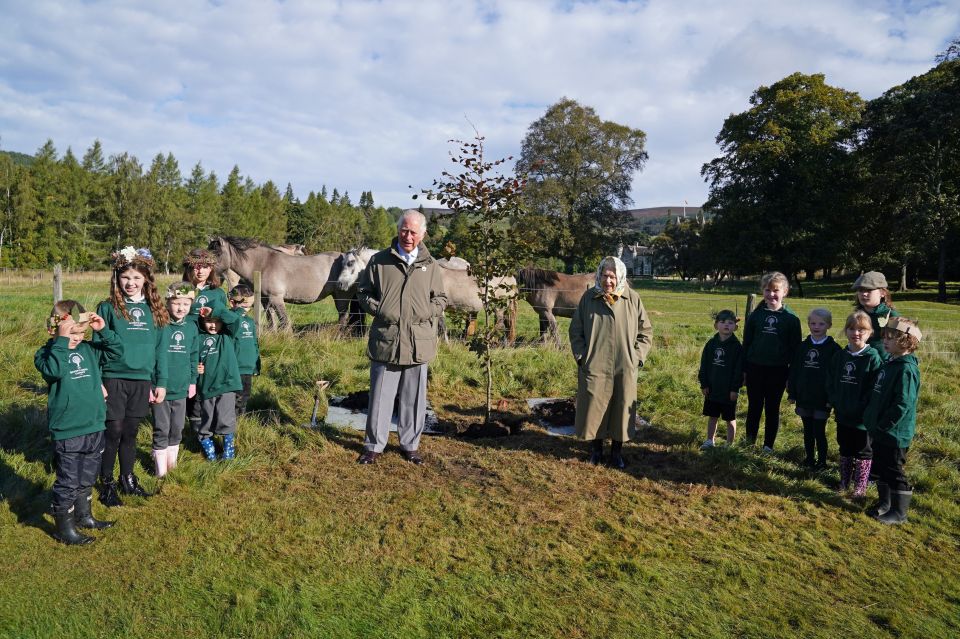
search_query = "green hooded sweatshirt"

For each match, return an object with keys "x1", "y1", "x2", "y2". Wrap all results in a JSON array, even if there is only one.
[
  {"x1": 742, "y1": 302, "x2": 802, "y2": 367},
  {"x1": 156, "y1": 318, "x2": 200, "y2": 400},
  {"x1": 826, "y1": 344, "x2": 883, "y2": 430},
  {"x1": 697, "y1": 333, "x2": 743, "y2": 405},
  {"x1": 34, "y1": 329, "x2": 124, "y2": 441},
  {"x1": 864, "y1": 353, "x2": 920, "y2": 448},
  {"x1": 95, "y1": 300, "x2": 166, "y2": 385},
  {"x1": 787, "y1": 336, "x2": 842, "y2": 411}
]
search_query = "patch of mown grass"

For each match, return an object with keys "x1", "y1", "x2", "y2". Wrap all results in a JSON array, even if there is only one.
[{"x1": 1, "y1": 273, "x2": 959, "y2": 638}]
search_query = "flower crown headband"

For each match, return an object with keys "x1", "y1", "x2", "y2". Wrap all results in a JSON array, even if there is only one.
[
  {"x1": 166, "y1": 283, "x2": 197, "y2": 300},
  {"x1": 47, "y1": 306, "x2": 92, "y2": 332},
  {"x1": 184, "y1": 249, "x2": 217, "y2": 268},
  {"x1": 112, "y1": 246, "x2": 155, "y2": 271}
]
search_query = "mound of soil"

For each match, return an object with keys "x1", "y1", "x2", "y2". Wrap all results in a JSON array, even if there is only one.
[
  {"x1": 331, "y1": 391, "x2": 370, "y2": 410},
  {"x1": 532, "y1": 399, "x2": 576, "y2": 426}
]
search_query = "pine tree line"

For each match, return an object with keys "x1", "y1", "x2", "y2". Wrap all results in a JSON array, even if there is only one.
[{"x1": 0, "y1": 139, "x2": 399, "y2": 271}]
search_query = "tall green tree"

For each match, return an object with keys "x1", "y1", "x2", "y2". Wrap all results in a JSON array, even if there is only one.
[
  {"x1": 701, "y1": 73, "x2": 864, "y2": 290},
  {"x1": 858, "y1": 60, "x2": 960, "y2": 301},
  {"x1": 515, "y1": 98, "x2": 647, "y2": 272}
]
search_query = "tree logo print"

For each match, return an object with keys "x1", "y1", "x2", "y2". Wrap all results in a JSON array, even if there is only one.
[
  {"x1": 131, "y1": 307, "x2": 144, "y2": 323},
  {"x1": 173, "y1": 331, "x2": 184, "y2": 347},
  {"x1": 69, "y1": 353, "x2": 84, "y2": 370}
]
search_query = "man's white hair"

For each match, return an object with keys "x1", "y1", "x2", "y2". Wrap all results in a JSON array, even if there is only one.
[{"x1": 398, "y1": 209, "x2": 428, "y2": 234}]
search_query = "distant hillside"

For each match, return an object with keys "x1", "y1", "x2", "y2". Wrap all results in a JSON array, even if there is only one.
[{"x1": 0, "y1": 150, "x2": 34, "y2": 167}]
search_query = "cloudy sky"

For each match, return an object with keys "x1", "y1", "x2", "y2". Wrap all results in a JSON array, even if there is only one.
[{"x1": 1, "y1": 0, "x2": 957, "y2": 210}]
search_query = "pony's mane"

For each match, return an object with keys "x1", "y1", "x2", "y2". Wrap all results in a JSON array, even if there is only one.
[
  {"x1": 209, "y1": 236, "x2": 269, "y2": 255},
  {"x1": 517, "y1": 266, "x2": 562, "y2": 287}
]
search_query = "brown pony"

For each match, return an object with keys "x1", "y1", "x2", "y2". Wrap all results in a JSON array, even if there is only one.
[{"x1": 516, "y1": 267, "x2": 594, "y2": 345}]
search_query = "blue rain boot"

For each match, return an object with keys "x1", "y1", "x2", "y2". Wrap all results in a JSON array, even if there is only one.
[
  {"x1": 222, "y1": 434, "x2": 235, "y2": 460},
  {"x1": 199, "y1": 436, "x2": 217, "y2": 461}
]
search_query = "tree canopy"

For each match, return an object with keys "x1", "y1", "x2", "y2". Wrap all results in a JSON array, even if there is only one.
[{"x1": 515, "y1": 98, "x2": 647, "y2": 273}]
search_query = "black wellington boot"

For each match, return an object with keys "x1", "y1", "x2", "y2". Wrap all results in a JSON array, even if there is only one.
[
  {"x1": 865, "y1": 482, "x2": 891, "y2": 518},
  {"x1": 119, "y1": 473, "x2": 152, "y2": 498},
  {"x1": 608, "y1": 441, "x2": 626, "y2": 470},
  {"x1": 589, "y1": 439, "x2": 604, "y2": 465},
  {"x1": 98, "y1": 478, "x2": 123, "y2": 508},
  {"x1": 74, "y1": 489, "x2": 115, "y2": 530},
  {"x1": 877, "y1": 489, "x2": 912, "y2": 525},
  {"x1": 53, "y1": 509, "x2": 94, "y2": 546}
]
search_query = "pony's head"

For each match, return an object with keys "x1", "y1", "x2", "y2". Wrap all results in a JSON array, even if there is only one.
[{"x1": 337, "y1": 247, "x2": 376, "y2": 291}]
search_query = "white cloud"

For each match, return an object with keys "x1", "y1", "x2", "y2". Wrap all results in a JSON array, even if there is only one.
[{"x1": 1, "y1": 0, "x2": 957, "y2": 211}]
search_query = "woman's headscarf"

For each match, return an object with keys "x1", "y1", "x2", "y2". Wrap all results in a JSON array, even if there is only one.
[{"x1": 594, "y1": 256, "x2": 628, "y2": 304}]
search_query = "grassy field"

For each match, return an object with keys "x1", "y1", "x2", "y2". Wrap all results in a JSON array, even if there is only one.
[{"x1": 1, "y1": 271, "x2": 959, "y2": 639}]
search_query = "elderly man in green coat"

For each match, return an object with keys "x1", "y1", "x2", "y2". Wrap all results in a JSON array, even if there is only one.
[
  {"x1": 570, "y1": 256, "x2": 654, "y2": 469},
  {"x1": 355, "y1": 210, "x2": 448, "y2": 465}
]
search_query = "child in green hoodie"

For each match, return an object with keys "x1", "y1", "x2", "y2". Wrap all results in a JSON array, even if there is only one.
[
  {"x1": 826, "y1": 311, "x2": 883, "y2": 498},
  {"x1": 94, "y1": 247, "x2": 169, "y2": 507},
  {"x1": 151, "y1": 282, "x2": 200, "y2": 477},
  {"x1": 788, "y1": 308, "x2": 842, "y2": 469},
  {"x1": 852, "y1": 271, "x2": 900, "y2": 360},
  {"x1": 35, "y1": 301, "x2": 123, "y2": 544},
  {"x1": 864, "y1": 317, "x2": 922, "y2": 524},
  {"x1": 228, "y1": 284, "x2": 261, "y2": 416},
  {"x1": 742, "y1": 272, "x2": 802, "y2": 452},
  {"x1": 697, "y1": 310, "x2": 742, "y2": 449},
  {"x1": 196, "y1": 306, "x2": 243, "y2": 461}
]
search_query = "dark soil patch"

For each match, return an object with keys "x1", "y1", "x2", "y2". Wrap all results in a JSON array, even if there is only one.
[
  {"x1": 331, "y1": 391, "x2": 370, "y2": 410},
  {"x1": 532, "y1": 398, "x2": 576, "y2": 426}
]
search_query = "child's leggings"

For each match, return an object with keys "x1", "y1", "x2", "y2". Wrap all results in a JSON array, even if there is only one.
[
  {"x1": 801, "y1": 416, "x2": 828, "y2": 463},
  {"x1": 744, "y1": 363, "x2": 789, "y2": 448}
]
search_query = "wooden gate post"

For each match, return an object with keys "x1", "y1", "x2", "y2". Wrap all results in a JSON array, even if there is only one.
[
  {"x1": 53, "y1": 264, "x2": 63, "y2": 303},
  {"x1": 744, "y1": 293, "x2": 756, "y2": 319},
  {"x1": 253, "y1": 270, "x2": 263, "y2": 329}
]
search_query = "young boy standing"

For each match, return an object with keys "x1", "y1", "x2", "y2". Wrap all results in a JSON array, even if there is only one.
[
  {"x1": 196, "y1": 307, "x2": 243, "y2": 461},
  {"x1": 228, "y1": 284, "x2": 261, "y2": 416},
  {"x1": 698, "y1": 310, "x2": 743, "y2": 449},
  {"x1": 34, "y1": 301, "x2": 124, "y2": 544},
  {"x1": 864, "y1": 317, "x2": 922, "y2": 524}
]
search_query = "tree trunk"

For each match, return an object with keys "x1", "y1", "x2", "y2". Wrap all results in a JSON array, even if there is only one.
[
  {"x1": 900, "y1": 262, "x2": 908, "y2": 292},
  {"x1": 938, "y1": 238, "x2": 947, "y2": 303}
]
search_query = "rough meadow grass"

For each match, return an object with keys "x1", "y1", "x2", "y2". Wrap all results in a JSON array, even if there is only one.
[{"x1": 1, "y1": 271, "x2": 959, "y2": 638}]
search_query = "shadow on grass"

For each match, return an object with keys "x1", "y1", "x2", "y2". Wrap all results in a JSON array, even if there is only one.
[
  {"x1": 0, "y1": 457, "x2": 52, "y2": 535},
  {"x1": 444, "y1": 406, "x2": 856, "y2": 511}
]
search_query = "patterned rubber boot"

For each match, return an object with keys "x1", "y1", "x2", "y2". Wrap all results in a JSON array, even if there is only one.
[
  {"x1": 199, "y1": 437, "x2": 217, "y2": 461},
  {"x1": 222, "y1": 434, "x2": 236, "y2": 460},
  {"x1": 851, "y1": 459, "x2": 872, "y2": 498},
  {"x1": 838, "y1": 456, "x2": 853, "y2": 491}
]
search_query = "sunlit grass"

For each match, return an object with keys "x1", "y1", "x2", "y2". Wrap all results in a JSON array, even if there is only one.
[{"x1": 1, "y1": 272, "x2": 959, "y2": 638}]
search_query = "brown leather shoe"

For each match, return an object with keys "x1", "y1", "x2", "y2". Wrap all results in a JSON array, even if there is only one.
[
  {"x1": 357, "y1": 450, "x2": 380, "y2": 464},
  {"x1": 402, "y1": 450, "x2": 424, "y2": 465}
]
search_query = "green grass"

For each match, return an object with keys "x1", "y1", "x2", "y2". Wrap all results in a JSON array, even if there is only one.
[{"x1": 1, "y1": 271, "x2": 959, "y2": 638}]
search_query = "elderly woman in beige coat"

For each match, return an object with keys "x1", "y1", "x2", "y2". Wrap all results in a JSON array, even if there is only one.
[{"x1": 569, "y1": 256, "x2": 653, "y2": 468}]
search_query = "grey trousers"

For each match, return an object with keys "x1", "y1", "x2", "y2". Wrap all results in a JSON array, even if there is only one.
[
  {"x1": 152, "y1": 398, "x2": 186, "y2": 449},
  {"x1": 198, "y1": 392, "x2": 237, "y2": 438},
  {"x1": 364, "y1": 361, "x2": 428, "y2": 453}
]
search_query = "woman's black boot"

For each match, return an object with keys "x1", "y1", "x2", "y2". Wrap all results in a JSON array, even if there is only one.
[
  {"x1": 609, "y1": 441, "x2": 626, "y2": 469},
  {"x1": 589, "y1": 439, "x2": 604, "y2": 465}
]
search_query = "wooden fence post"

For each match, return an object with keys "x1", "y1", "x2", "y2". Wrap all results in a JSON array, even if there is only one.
[
  {"x1": 253, "y1": 270, "x2": 263, "y2": 329},
  {"x1": 53, "y1": 264, "x2": 63, "y2": 303},
  {"x1": 744, "y1": 293, "x2": 756, "y2": 319}
]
